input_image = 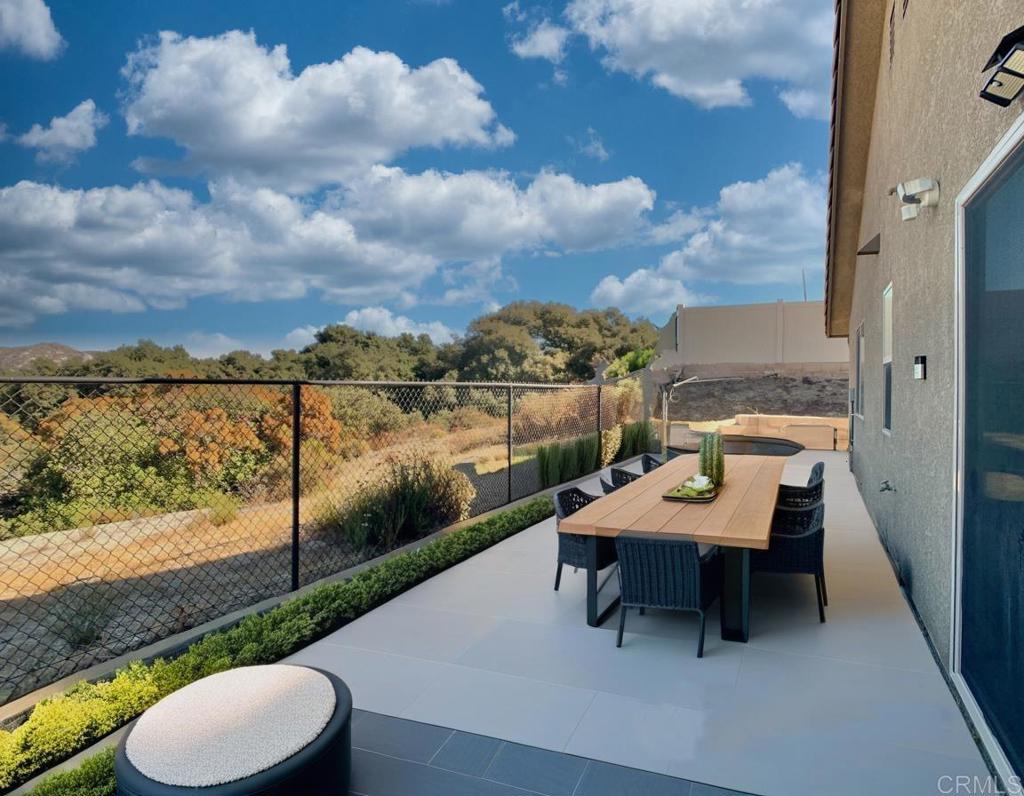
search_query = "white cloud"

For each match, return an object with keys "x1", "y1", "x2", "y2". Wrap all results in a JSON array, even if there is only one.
[
  {"x1": 661, "y1": 163, "x2": 826, "y2": 284},
  {"x1": 565, "y1": 0, "x2": 832, "y2": 119},
  {"x1": 646, "y1": 208, "x2": 703, "y2": 245},
  {"x1": 16, "y1": 99, "x2": 108, "y2": 163},
  {"x1": 511, "y1": 20, "x2": 570, "y2": 63},
  {"x1": 571, "y1": 127, "x2": 609, "y2": 161},
  {"x1": 0, "y1": 165, "x2": 657, "y2": 326},
  {"x1": 591, "y1": 269, "x2": 706, "y2": 316},
  {"x1": 281, "y1": 309, "x2": 457, "y2": 350},
  {"x1": 339, "y1": 165, "x2": 655, "y2": 258},
  {"x1": 591, "y1": 163, "x2": 824, "y2": 313},
  {"x1": 121, "y1": 31, "x2": 515, "y2": 192},
  {"x1": 502, "y1": 2, "x2": 527, "y2": 23},
  {"x1": 282, "y1": 325, "x2": 320, "y2": 349},
  {"x1": 342, "y1": 306, "x2": 457, "y2": 342},
  {"x1": 438, "y1": 258, "x2": 514, "y2": 308},
  {"x1": 184, "y1": 331, "x2": 245, "y2": 358},
  {"x1": 0, "y1": 179, "x2": 435, "y2": 327},
  {"x1": 0, "y1": 0, "x2": 63, "y2": 60}
]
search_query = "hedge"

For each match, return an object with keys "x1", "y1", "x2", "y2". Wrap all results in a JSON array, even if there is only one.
[
  {"x1": 23, "y1": 749, "x2": 115, "y2": 796},
  {"x1": 2, "y1": 497, "x2": 554, "y2": 793}
]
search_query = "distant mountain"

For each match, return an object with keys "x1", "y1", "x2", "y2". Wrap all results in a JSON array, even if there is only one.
[{"x1": 0, "y1": 343, "x2": 94, "y2": 372}]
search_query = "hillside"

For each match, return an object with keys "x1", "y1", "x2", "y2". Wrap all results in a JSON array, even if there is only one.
[{"x1": 0, "y1": 343, "x2": 93, "y2": 373}]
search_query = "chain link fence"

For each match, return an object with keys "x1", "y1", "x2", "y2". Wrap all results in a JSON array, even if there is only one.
[{"x1": 0, "y1": 375, "x2": 657, "y2": 706}]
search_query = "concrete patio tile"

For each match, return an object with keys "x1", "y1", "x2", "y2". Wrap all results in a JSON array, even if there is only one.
[
  {"x1": 350, "y1": 748, "x2": 531, "y2": 796},
  {"x1": 745, "y1": 588, "x2": 936, "y2": 672},
  {"x1": 353, "y1": 711, "x2": 454, "y2": 763},
  {"x1": 564, "y1": 692, "x2": 707, "y2": 775},
  {"x1": 316, "y1": 601, "x2": 499, "y2": 663},
  {"x1": 574, "y1": 761, "x2": 694, "y2": 796},
  {"x1": 456, "y1": 617, "x2": 741, "y2": 711},
  {"x1": 726, "y1": 646, "x2": 981, "y2": 763},
  {"x1": 667, "y1": 729, "x2": 991, "y2": 796},
  {"x1": 401, "y1": 663, "x2": 597, "y2": 751},
  {"x1": 393, "y1": 565, "x2": 586, "y2": 626},
  {"x1": 430, "y1": 732, "x2": 502, "y2": 777},
  {"x1": 483, "y1": 742, "x2": 588, "y2": 796},
  {"x1": 283, "y1": 644, "x2": 445, "y2": 716}
]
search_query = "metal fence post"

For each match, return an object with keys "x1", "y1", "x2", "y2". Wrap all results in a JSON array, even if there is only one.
[
  {"x1": 291, "y1": 382, "x2": 301, "y2": 591},
  {"x1": 596, "y1": 384, "x2": 603, "y2": 468},
  {"x1": 506, "y1": 384, "x2": 513, "y2": 504}
]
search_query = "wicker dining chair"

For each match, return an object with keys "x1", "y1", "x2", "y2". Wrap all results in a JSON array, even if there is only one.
[
  {"x1": 554, "y1": 487, "x2": 617, "y2": 591},
  {"x1": 751, "y1": 502, "x2": 827, "y2": 622},
  {"x1": 775, "y1": 462, "x2": 826, "y2": 604},
  {"x1": 614, "y1": 536, "x2": 722, "y2": 657},
  {"x1": 777, "y1": 461, "x2": 825, "y2": 509},
  {"x1": 641, "y1": 453, "x2": 663, "y2": 472},
  {"x1": 601, "y1": 467, "x2": 643, "y2": 494}
]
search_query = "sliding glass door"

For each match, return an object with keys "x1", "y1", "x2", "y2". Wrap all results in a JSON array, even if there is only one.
[{"x1": 961, "y1": 139, "x2": 1024, "y2": 776}]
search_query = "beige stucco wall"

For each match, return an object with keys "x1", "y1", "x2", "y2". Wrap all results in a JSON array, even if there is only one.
[
  {"x1": 661, "y1": 300, "x2": 847, "y2": 367},
  {"x1": 847, "y1": 0, "x2": 1023, "y2": 661}
]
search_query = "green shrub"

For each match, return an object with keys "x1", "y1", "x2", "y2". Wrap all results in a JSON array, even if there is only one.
[
  {"x1": 618, "y1": 420, "x2": 654, "y2": 461},
  {"x1": 202, "y1": 491, "x2": 242, "y2": 526},
  {"x1": 604, "y1": 348, "x2": 654, "y2": 379},
  {"x1": 326, "y1": 387, "x2": 412, "y2": 442},
  {"x1": 27, "y1": 748, "x2": 115, "y2": 796},
  {"x1": 311, "y1": 455, "x2": 475, "y2": 551},
  {"x1": 536, "y1": 433, "x2": 601, "y2": 489},
  {"x1": 2, "y1": 497, "x2": 554, "y2": 793}
]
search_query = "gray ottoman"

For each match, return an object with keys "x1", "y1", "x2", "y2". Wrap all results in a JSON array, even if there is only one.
[{"x1": 115, "y1": 665, "x2": 351, "y2": 795}]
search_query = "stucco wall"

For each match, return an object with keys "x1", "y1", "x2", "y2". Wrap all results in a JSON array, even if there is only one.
[
  {"x1": 847, "y1": 0, "x2": 1023, "y2": 661},
  {"x1": 663, "y1": 300, "x2": 848, "y2": 366}
]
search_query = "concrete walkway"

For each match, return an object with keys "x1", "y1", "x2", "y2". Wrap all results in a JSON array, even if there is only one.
[{"x1": 288, "y1": 451, "x2": 989, "y2": 795}]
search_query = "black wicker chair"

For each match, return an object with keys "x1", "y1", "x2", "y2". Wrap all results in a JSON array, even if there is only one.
[
  {"x1": 641, "y1": 453, "x2": 663, "y2": 472},
  {"x1": 777, "y1": 461, "x2": 825, "y2": 509},
  {"x1": 614, "y1": 536, "x2": 722, "y2": 657},
  {"x1": 751, "y1": 502, "x2": 827, "y2": 622},
  {"x1": 775, "y1": 462, "x2": 826, "y2": 604},
  {"x1": 600, "y1": 466, "x2": 642, "y2": 495},
  {"x1": 554, "y1": 487, "x2": 617, "y2": 591}
]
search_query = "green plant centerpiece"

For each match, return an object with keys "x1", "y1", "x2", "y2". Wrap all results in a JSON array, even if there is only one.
[
  {"x1": 698, "y1": 431, "x2": 725, "y2": 487},
  {"x1": 664, "y1": 431, "x2": 725, "y2": 502}
]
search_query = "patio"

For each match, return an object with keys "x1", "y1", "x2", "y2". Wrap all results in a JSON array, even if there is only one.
[{"x1": 288, "y1": 450, "x2": 991, "y2": 795}]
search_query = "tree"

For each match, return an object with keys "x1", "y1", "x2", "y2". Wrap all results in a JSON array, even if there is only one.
[{"x1": 17, "y1": 302, "x2": 661, "y2": 385}]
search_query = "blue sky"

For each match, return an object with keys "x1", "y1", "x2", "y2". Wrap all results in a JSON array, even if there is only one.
[{"x1": 0, "y1": 0, "x2": 832, "y2": 356}]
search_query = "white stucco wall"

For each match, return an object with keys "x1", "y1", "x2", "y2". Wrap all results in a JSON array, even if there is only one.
[{"x1": 659, "y1": 300, "x2": 847, "y2": 367}]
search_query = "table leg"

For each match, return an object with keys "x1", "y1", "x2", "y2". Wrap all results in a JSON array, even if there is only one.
[
  {"x1": 720, "y1": 547, "x2": 750, "y2": 642},
  {"x1": 585, "y1": 535, "x2": 620, "y2": 628}
]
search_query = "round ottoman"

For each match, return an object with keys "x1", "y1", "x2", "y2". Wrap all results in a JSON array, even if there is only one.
[{"x1": 115, "y1": 665, "x2": 351, "y2": 796}]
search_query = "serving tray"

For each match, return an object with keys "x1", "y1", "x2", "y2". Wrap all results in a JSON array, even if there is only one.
[{"x1": 663, "y1": 485, "x2": 719, "y2": 503}]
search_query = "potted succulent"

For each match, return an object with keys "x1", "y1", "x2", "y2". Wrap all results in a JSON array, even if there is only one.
[{"x1": 664, "y1": 432, "x2": 725, "y2": 502}]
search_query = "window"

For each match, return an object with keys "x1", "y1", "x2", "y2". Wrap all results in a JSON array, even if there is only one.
[
  {"x1": 854, "y1": 324, "x2": 865, "y2": 415},
  {"x1": 882, "y1": 283, "x2": 893, "y2": 431}
]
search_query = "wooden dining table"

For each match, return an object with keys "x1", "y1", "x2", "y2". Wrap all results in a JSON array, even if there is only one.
[{"x1": 557, "y1": 453, "x2": 787, "y2": 642}]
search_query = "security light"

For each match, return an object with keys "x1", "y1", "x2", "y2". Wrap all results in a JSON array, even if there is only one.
[
  {"x1": 889, "y1": 178, "x2": 939, "y2": 221},
  {"x1": 980, "y1": 26, "x2": 1024, "y2": 107}
]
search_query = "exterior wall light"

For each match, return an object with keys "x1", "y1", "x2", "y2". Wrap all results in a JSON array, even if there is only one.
[
  {"x1": 980, "y1": 26, "x2": 1024, "y2": 107},
  {"x1": 890, "y1": 178, "x2": 939, "y2": 221}
]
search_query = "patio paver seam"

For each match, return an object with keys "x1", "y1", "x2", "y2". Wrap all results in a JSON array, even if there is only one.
[
  {"x1": 354, "y1": 746, "x2": 557, "y2": 796},
  {"x1": 423, "y1": 728, "x2": 457, "y2": 766}
]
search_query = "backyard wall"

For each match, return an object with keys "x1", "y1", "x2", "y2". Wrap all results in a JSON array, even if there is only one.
[
  {"x1": 657, "y1": 300, "x2": 848, "y2": 373},
  {"x1": 844, "y1": 0, "x2": 1022, "y2": 660}
]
